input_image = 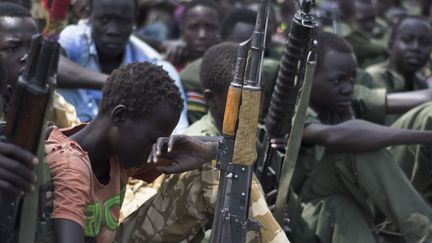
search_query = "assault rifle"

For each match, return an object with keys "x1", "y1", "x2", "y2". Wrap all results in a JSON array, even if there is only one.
[
  {"x1": 209, "y1": 0, "x2": 270, "y2": 242},
  {"x1": 0, "y1": 35, "x2": 60, "y2": 243},
  {"x1": 256, "y1": 0, "x2": 316, "y2": 198}
]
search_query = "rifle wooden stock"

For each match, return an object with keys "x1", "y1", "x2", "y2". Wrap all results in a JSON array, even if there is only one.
[{"x1": 0, "y1": 35, "x2": 59, "y2": 243}]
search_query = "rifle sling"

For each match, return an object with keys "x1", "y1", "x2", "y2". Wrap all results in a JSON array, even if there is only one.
[{"x1": 273, "y1": 56, "x2": 317, "y2": 224}]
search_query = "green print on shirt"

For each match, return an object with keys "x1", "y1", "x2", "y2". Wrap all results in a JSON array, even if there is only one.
[{"x1": 84, "y1": 187, "x2": 126, "y2": 237}]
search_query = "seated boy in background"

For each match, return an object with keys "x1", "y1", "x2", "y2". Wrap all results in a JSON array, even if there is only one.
[{"x1": 294, "y1": 31, "x2": 432, "y2": 243}]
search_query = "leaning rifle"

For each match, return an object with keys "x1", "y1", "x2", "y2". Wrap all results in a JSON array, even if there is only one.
[
  {"x1": 209, "y1": 0, "x2": 270, "y2": 242},
  {"x1": 255, "y1": 0, "x2": 316, "y2": 202},
  {"x1": 0, "y1": 35, "x2": 60, "y2": 243}
]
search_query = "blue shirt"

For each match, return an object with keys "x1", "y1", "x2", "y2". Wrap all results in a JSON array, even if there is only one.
[{"x1": 57, "y1": 22, "x2": 189, "y2": 133}]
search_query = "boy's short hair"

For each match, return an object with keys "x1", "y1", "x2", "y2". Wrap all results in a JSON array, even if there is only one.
[
  {"x1": 388, "y1": 15, "x2": 432, "y2": 47},
  {"x1": 182, "y1": 0, "x2": 221, "y2": 25},
  {"x1": 221, "y1": 8, "x2": 256, "y2": 40},
  {"x1": 200, "y1": 42, "x2": 238, "y2": 92},
  {"x1": 0, "y1": 2, "x2": 31, "y2": 17},
  {"x1": 316, "y1": 31, "x2": 354, "y2": 70},
  {"x1": 99, "y1": 62, "x2": 183, "y2": 116},
  {"x1": 88, "y1": 0, "x2": 138, "y2": 14}
]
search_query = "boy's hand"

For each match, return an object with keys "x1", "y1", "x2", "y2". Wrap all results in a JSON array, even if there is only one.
[
  {"x1": 148, "y1": 135, "x2": 218, "y2": 174},
  {"x1": 270, "y1": 138, "x2": 288, "y2": 151},
  {"x1": 0, "y1": 142, "x2": 38, "y2": 195}
]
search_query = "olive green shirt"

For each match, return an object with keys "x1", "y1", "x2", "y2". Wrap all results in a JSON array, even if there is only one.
[
  {"x1": 366, "y1": 60, "x2": 429, "y2": 92},
  {"x1": 184, "y1": 112, "x2": 220, "y2": 137},
  {"x1": 341, "y1": 22, "x2": 387, "y2": 68},
  {"x1": 180, "y1": 58, "x2": 280, "y2": 124},
  {"x1": 180, "y1": 59, "x2": 206, "y2": 125}
]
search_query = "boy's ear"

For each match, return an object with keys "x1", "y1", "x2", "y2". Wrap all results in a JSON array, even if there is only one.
[
  {"x1": 203, "y1": 89, "x2": 215, "y2": 107},
  {"x1": 111, "y1": 105, "x2": 128, "y2": 126}
]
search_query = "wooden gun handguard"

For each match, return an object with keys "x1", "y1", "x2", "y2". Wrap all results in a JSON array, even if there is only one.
[{"x1": 232, "y1": 88, "x2": 261, "y2": 166}]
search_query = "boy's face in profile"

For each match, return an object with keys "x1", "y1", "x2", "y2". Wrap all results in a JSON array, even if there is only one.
[
  {"x1": 0, "y1": 16, "x2": 38, "y2": 89},
  {"x1": 391, "y1": 18, "x2": 432, "y2": 75},
  {"x1": 311, "y1": 50, "x2": 357, "y2": 113},
  {"x1": 109, "y1": 100, "x2": 181, "y2": 169}
]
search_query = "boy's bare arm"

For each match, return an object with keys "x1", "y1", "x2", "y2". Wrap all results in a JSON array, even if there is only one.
[
  {"x1": 302, "y1": 119, "x2": 432, "y2": 152},
  {"x1": 57, "y1": 56, "x2": 108, "y2": 89},
  {"x1": 387, "y1": 89, "x2": 432, "y2": 113},
  {"x1": 53, "y1": 219, "x2": 85, "y2": 243}
]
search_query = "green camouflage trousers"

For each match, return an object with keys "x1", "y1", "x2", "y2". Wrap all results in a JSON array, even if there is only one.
[
  {"x1": 300, "y1": 149, "x2": 432, "y2": 243},
  {"x1": 115, "y1": 163, "x2": 289, "y2": 243},
  {"x1": 390, "y1": 102, "x2": 432, "y2": 197}
]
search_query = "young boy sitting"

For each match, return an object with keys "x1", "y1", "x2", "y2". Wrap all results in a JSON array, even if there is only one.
[
  {"x1": 366, "y1": 16, "x2": 432, "y2": 92},
  {"x1": 116, "y1": 42, "x2": 289, "y2": 243},
  {"x1": 295, "y1": 31, "x2": 432, "y2": 243},
  {"x1": 44, "y1": 61, "x2": 217, "y2": 243}
]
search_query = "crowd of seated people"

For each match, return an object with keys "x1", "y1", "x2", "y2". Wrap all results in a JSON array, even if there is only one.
[{"x1": 1, "y1": 0, "x2": 432, "y2": 242}]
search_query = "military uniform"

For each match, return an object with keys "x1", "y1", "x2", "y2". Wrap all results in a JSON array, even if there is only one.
[
  {"x1": 389, "y1": 102, "x2": 432, "y2": 199},
  {"x1": 341, "y1": 22, "x2": 387, "y2": 68},
  {"x1": 420, "y1": 55, "x2": 432, "y2": 86},
  {"x1": 116, "y1": 113, "x2": 289, "y2": 243},
  {"x1": 180, "y1": 59, "x2": 280, "y2": 124},
  {"x1": 366, "y1": 59, "x2": 430, "y2": 124},
  {"x1": 179, "y1": 59, "x2": 207, "y2": 125},
  {"x1": 297, "y1": 109, "x2": 432, "y2": 243},
  {"x1": 366, "y1": 60, "x2": 429, "y2": 92},
  {"x1": 49, "y1": 91, "x2": 81, "y2": 128}
]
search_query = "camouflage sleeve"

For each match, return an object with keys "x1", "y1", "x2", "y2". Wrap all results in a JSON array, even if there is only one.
[
  {"x1": 365, "y1": 64, "x2": 392, "y2": 90},
  {"x1": 353, "y1": 85, "x2": 387, "y2": 124},
  {"x1": 305, "y1": 108, "x2": 321, "y2": 126},
  {"x1": 47, "y1": 91, "x2": 81, "y2": 128},
  {"x1": 247, "y1": 176, "x2": 291, "y2": 243},
  {"x1": 356, "y1": 68, "x2": 380, "y2": 89}
]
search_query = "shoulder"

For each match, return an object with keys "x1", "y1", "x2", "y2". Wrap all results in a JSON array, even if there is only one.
[
  {"x1": 46, "y1": 127, "x2": 92, "y2": 178},
  {"x1": 184, "y1": 113, "x2": 219, "y2": 136},
  {"x1": 356, "y1": 68, "x2": 380, "y2": 89},
  {"x1": 366, "y1": 61, "x2": 388, "y2": 74},
  {"x1": 305, "y1": 108, "x2": 321, "y2": 126},
  {"x1": 58, "y1": 24, "x2": 89, "y2": 60},
  {"x1": 365, "y1": 61, "x2": 390, "y2": 85},
  {"x1": 129, "y1": 35, "x2": 161, "y2": 60},
  {"x1": 49, "y1": 92, "x2": 81, "y2": 128},
  {"x1": 180, "y1": 58, "x2": 203, "y2": 91}
]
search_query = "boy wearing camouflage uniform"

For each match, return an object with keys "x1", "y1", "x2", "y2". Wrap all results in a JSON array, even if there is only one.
[{"x1": 116, "y1": 43, "x2": 288, "y2": 243}]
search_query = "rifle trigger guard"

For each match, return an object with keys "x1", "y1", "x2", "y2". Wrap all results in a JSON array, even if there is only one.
[{"x1": 224, "y1": 213, "x2": 262, "y2": 232}]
